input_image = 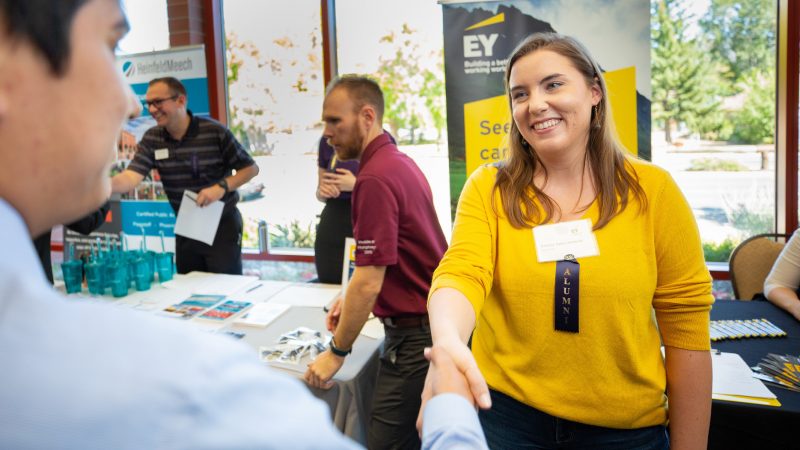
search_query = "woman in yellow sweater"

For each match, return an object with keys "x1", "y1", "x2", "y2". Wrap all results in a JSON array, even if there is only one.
[{"x1": 423, "y1": 34, "x2": 713, "y2": 449}]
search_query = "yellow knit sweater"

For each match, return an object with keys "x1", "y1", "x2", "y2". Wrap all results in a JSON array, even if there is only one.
[{"x1": 430, "y1": 159, "x2": 713, "y2": 429}]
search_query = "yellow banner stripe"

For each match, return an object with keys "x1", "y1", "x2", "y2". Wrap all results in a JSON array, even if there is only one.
[{"x1": 465, "y1": 13, "x2": 505, "y2": 31}]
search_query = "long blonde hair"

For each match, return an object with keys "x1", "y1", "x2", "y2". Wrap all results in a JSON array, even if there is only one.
[{"x1": 494, "y1": 33, "x2": 646, "y2": 230}]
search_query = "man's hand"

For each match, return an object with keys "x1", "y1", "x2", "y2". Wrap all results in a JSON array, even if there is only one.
[
  {"x1": 426, "y1": 345, "x2": 474, "y2": 400},
  {"x1": 195, "y1": 184, "x2": 225, "y2": 207},
  {"x1": 304, "y1": 349, "x2": 344, "y2": 389},
  {"x1": 416, "y1": 340, "x2": 491, "y2": 434},
  {"x1": 322, "y1": 168, "x2": 356, "y2": 193},
  {"x1": 317, "y1": 181, "x2": 341, "y2": 200},
  {"x1": 326, "y1": 297, "x2": 343, "y2": 332},
  {"x1": 110, "y1": 170, "x2": 145, "y2": 194}
]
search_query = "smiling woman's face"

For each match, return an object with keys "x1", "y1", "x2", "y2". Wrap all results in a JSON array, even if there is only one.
[{"x1": 508, "y1": 49, "x2": 601, "y2": 160}]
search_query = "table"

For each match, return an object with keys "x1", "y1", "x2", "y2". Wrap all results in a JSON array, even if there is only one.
[
  {"x1": 222, "y1": 301, "x2": 381, "y2": 444},
  {"x1": 709, "y1": 299, "x2": 800, "y2": 449},
  {"x1": 64, "y1": 273, "x2": 383, "y2": 445}
]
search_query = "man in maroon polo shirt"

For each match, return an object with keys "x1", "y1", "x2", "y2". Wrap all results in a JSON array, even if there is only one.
[{"x1": 305, "y1": 75, "x2": 447, "y2": 449}]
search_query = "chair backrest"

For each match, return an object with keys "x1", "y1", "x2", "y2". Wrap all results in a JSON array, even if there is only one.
[{"x1": 729, "y1": 233, "x2": 790, "y2": 300}]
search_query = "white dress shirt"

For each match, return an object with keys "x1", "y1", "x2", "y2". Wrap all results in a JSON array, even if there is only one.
[{"x1": 0, "y1": 198, "x2": 486, "y2": 449}]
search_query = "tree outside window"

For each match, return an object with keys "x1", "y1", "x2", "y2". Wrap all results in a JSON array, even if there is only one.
[{"x1": 651, "y1": 0, "x2": 777, "y2": 268}]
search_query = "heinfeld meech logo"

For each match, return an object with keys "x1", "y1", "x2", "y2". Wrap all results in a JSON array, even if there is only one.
[{"x1": 122, "y1": 61, "x2": 135, "y2": 77}]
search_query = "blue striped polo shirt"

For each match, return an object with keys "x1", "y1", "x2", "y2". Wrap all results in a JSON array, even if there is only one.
[{"x1": 128, "y1": 112, "x2": 256, "y2": 216}]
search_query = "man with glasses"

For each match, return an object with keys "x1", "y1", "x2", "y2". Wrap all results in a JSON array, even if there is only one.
[{"x1": 112, "y1": 77, "x2": 258, "y2": 275}]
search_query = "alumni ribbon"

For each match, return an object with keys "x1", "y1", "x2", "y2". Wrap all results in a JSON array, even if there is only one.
[{"x1": 554, "y1": 256, "x2": 579, "y2": 332}]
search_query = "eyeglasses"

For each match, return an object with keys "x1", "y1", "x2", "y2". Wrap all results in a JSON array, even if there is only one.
[{"x1": 144, "y1": 95, "x2": 178, "y2": 109}]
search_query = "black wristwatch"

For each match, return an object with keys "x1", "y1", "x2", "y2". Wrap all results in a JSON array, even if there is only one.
[
  {"x1": 216, "y1": 178, "x2": 229, "y2": 193},
  {"x1": 329, "y1": 337, "x2": 352, "y2": 357}
]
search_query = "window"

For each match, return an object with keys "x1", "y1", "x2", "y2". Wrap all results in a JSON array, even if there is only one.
[
  {"x1": 336, "y1": 0, "x2": 452, "y2": 236},
  {"x1": 222, "y1": 0, "x2": 325, "y2": 256},
  {"x1": 222, "y1": 0, "x2": 450, "y2": 280},
  {"x1": 119, "y1": 0, "x2": 169, "y2": 55},
  {"x1": 651, "y1": 0, "x2": 778, "y2": 273}
]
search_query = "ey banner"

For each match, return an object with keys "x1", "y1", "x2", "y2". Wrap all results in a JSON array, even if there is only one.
[{"x1": 442, "y1": 0, "x2": 651, "y2": 211}]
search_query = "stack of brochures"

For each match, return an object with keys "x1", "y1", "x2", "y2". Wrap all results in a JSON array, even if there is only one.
[
  {"x1": 160, "y1": 294, "x2": 252, "y2": 321},
  {"x1": 259, "y1": 327, "x2": 330, "y2": 367},
  {"x1": 754, "y1": 354, "x2": 800, "y2": 393},
  {"x1": 160, "y1": 294, "x2": 226, "y2": 320},
  {"x1": 711, "y1": 351, "x2": 780, "y2": 406},
  {"x1": 709, "y1": 318, "x2": 786, "y2": 341}
]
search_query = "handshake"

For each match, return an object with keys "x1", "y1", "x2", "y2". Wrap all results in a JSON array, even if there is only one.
[{"x1": 417, "y1": 344, "x2": 493, "y2": 435}]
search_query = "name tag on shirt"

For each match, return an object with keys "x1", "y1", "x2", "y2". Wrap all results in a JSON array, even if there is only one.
[
  {"x1": 154, "y1": 148, "x2": 169, "y2": 160},
  {"x1": 533, "y1": 219, "x2": 599, "y2": 263}
]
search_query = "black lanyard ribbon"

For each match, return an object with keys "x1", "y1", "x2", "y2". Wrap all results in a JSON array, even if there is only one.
[{"x1": 554, "y1": 255, "x2": 579, "y2": 333}]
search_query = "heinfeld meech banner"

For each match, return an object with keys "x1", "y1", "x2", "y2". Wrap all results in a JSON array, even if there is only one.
[
  {"x1": 116, "y1": 45, "x2": 210, "y2": 120},
  {"x1": 64, "y1": 47, "x2": 210, "y2": 256},
  {"x1": 442, "y1": 0, "x2": 650, "y2": 211}
]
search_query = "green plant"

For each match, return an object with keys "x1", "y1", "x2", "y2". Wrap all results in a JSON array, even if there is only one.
[
  {"x1": 373, "y1": 24, "x2": 445, "y2": 145},
  {"x1": 703, "y1": 238, "x2": 738, "y2": 262},
  {"x1": 651, "y1": 0, "x2": 721, "y2": 143},
  {"x1": 729, "y1": 69, "x2": 776, "y2": 144},
  {"x1": 686, "y1": 158, "x2": 747, "y2": 171},
  {"x1": 728, "y1": 203, "x2": 774, "y2": 238},
  {"x1": 700, "y1": 0, "x2": 776, "y2": 85},
  {"x1": 699, "y1": 0, "x2": 776, "y2": 143},
  {"x1": 689, "y1": 106, "x2": 734, "y2": 141},
  {"x1": 241, "y1": 219, "x2": 259, "y2": 250},
  {"x1": 269, "y1": 220, "x2": 315, "y2": 248}
]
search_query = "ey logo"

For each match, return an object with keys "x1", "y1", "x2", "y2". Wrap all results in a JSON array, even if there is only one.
[{"x1": 463, "y1": 12, "x2": 504, "y2": 58}]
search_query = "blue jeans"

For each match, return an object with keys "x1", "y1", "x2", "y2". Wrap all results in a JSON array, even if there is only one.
[{"x1": 479, "y1": 390, "x2": 669, "y2": 450}]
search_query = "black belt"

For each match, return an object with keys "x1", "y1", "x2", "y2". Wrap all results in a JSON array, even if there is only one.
[{"x1": 380, "y1": 315, "x2": 429, "y2": 329}]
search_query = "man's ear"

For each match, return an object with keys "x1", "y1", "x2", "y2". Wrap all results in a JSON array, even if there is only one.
[{"x1": 360, "y1": 105, "x2": 376, "y2": 131}]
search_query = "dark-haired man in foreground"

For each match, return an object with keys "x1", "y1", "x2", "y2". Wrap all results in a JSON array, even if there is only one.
[{"x1": 0, "y1": 1, "x2": 486, "y2": 449}]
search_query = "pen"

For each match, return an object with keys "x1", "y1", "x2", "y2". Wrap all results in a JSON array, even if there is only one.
[{"x1": 245, "y1": 283, "x2": 263, "y2": 293}]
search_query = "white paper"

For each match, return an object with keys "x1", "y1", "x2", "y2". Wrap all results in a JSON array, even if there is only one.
[
  {"x1": 712, "y1": 351, "x2": 776, "y2": 399},
  {"x1": 229, "y1": 280, "x2": 292, "y2": 302},
  {"x1": 160, "y1": 271, "x2": 209, "y2": 290},
  {"x1": 161, "y1": 272, "x2": 259, "y2": 296},
  {"x1": 360, "y1": 315, "x2": 385, "y2": 339},
  {"x1": 115, "y1": 285, "x2": 190, "y2": 311},
  {"x1": 190, "y1": 273, "x2": 260, "y2": 296},
  {"x1": 267, "y1": 284, "x2": 342, "y2": 308},
  {"x1": 174, "y1": 190, "x2": 224, "y2": 246},
  {"x1": 533, "y1": 218, "x2": 599, "y2": 262},
  {"x1": 233, "y1": 302, "x2": 291, "y2": 328}
]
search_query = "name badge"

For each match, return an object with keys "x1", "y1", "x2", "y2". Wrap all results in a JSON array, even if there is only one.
[
  {"x1": 154, "y1": 148, "x2": 169, "y2": 160},
  {"x1": 533, "y1": 219, "x2": 599, "y2": 263}
]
